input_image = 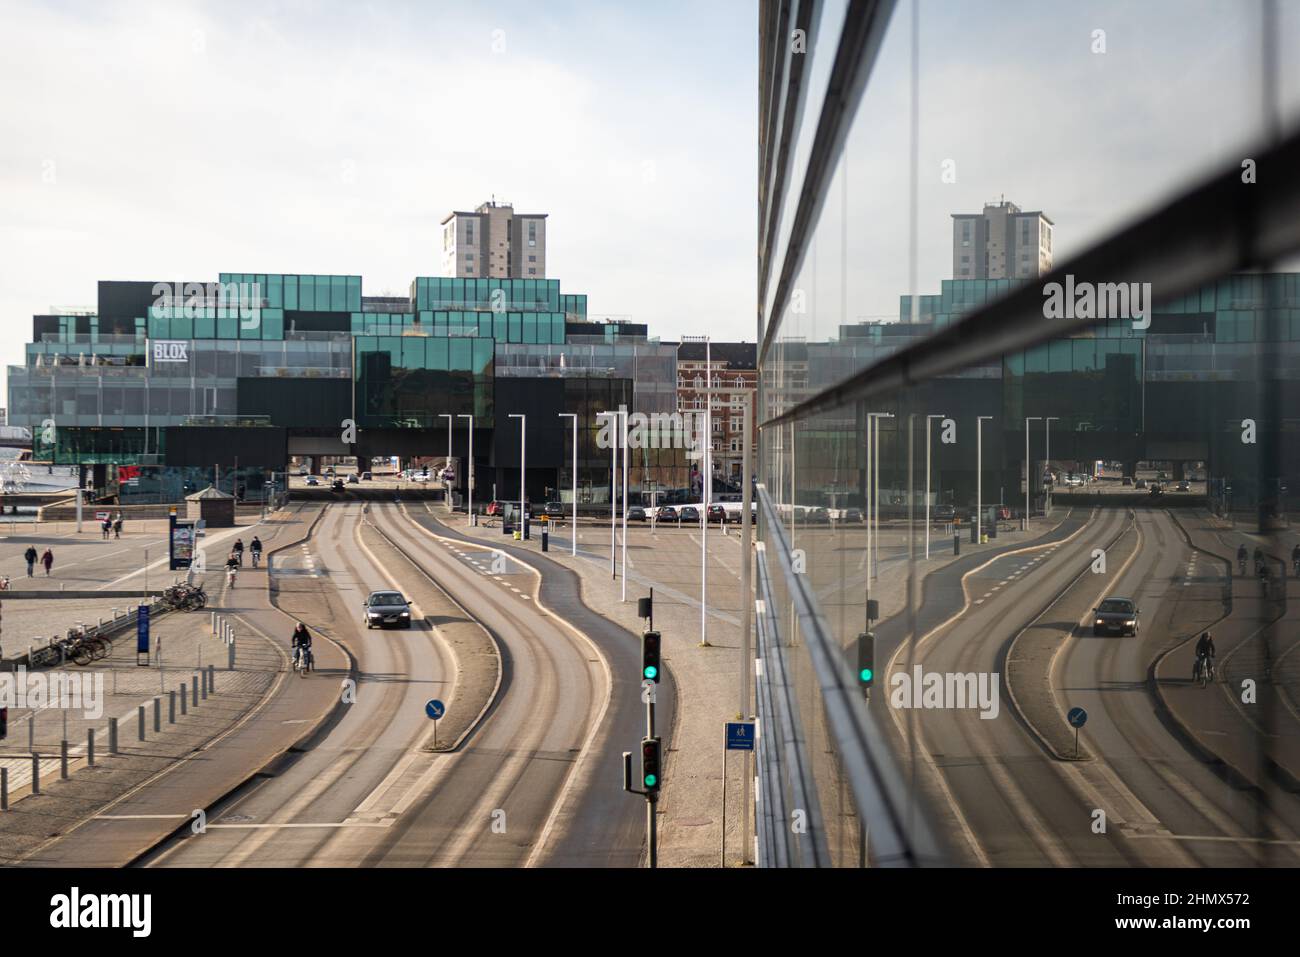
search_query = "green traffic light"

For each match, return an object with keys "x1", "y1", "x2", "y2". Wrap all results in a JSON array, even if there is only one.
[
  {"x1": 644, "y1": 665, "x2": 658, "y2": 679},
  {"x1": 859, "y1": 668, "x2": 873, "y2": 682},
  {"x1": 645, "y1": 774, "x2": 657, "y2": 787}
]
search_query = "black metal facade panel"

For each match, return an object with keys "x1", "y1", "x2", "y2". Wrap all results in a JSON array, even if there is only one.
[
  {"x1": 236, "y1": 376, "x2": 351, "y2": 429},
  {"x1": 492, "y1": 377, "x2": 567, "y2": 468},
  {"x1": 163, "y1": 425, "x2": 287, "y2": 467}
]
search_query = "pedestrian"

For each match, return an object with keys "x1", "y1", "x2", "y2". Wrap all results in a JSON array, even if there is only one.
[
  {"x1": 24, "y1": 545, "x2": 37, "y2": 577},
  {"x1": 113, "y1": 513, "x2": 123, "y2": 539},
  {"x1": 41, "y1": 548, "x2": 53, "y2": 576},
  {"x1": 101, "y1": 516, "x2": 111, "y2": 540}
]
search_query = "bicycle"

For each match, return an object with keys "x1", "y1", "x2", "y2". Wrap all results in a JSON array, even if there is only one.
[
  {"x1": 293, "y1": 646, "x2": 313, "y2": 676},
  {"x1": 1193, "y1": 653, "x2": 1215, "y2": 687},
  {"x1": 227, "y1": 566, "x2": 237, "y2": 589},
  {"x1": 251, "y1": 549, "x2": 261, "y2": 569},
  {"x1": 29, "y1": 640, "x2": 63, "y2": 668},
  {"x1": 1238, "y1": 557, "x2": 1247, "y2": 576}
]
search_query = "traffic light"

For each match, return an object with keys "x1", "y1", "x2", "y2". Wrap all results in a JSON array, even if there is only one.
[
  {"x1": 856, "y1": 632, "x2": 875, "y2": 687},
  {"x1": 641, "y1": 630, "x2": 661, "y2": 682},
  {"x1": 641, "y1": 736, "x2": 662, "y2": 793}
]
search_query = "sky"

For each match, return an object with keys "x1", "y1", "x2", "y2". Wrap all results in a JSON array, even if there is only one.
[{"x1": 0, "y1": 0, "x2": 760, "y2": 390}]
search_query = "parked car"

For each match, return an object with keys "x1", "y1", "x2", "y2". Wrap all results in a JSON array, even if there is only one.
[
  {"x1": 362, "y1": 471, "x2": 373, "y2": 481},
  {"x1": 1121, "y1": 476, "x2": 1133, "y2": 486},
  {"x1": 680, "y1": 505, "x2": 701, "y2": 523},
  {"x1": 544, "y1": 501, "x2": 566, "y2": 517},
  {"x1": 347, "y1": 473, "x2": 359, "y2": 484},
  {"x1": 363, "y1": 590, "x2": 412, "y2": 630},
  {"x1": 305, "y1": 476, "x2": 320, "y2": 486},
  {"x1": 843, "y1": 507, "x2": 864, "y2": 524},
  {"x1": 332, "y1": 478, "x2": 345, "y2": 491},
  {"x1": 1177, "y1": 480, "x2": 1190, "y2": 492},
  {"x1": 707, "y1": 504, "x2": 727, "y2": 523},
  {"x1": 628, "y1": 506, "x2": 647, "y2": 522},
  {"x1": 1135, "y1": 479, "x2": 1147, "y2": 489},
  {"x1": 1093, "y1": 597, "x2": 1139, "y2": 636},
  {"x1": 932, "y1": 505, "x2": 956, "y2": 521},
  {"x1": 656, "y1": 505, "x2": 678, "y2": 522}
]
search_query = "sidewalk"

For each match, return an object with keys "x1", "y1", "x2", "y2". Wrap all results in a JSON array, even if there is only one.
[{"x1": 2, "y1": 503, "x2": 352, "y2": 867}]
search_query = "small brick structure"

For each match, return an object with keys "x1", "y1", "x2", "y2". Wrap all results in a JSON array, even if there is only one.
[{"x1": 185, "y1": 486, "x2": 236, "y2": 527}]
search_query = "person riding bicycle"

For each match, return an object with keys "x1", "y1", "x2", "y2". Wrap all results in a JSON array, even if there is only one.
[
  {"x1": 250, "y1": 536, "x2": 263, "y2": 566},
  {"x1": 291, "y1": 622, "x2": 312, "y2": 670},
  {"x1": 1253, "y1": 546, "x2": 1264, "y2": 570},
  {"x1": 225, "y1": 551, "x2": 240, "y2": 585},
  {"x1": 233, "y1": 538, "x2": 245, "y2": 566},
  {"x1": 1195, "y1": 631, "x2": 1216, "y2": 681},
  {"x1": 1292, "y1": 543, "x2": 1300, "y2": 569},
  {"x1": 1237, "y1": 544, "x2": 1248, "y2": 565}
]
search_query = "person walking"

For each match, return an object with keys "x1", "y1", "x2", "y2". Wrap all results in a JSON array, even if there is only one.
[
  {"x1": 40, "y1": 548, "x2": 54, "y2": 576},
  {"x1": 24, "y1": 545, "x2": 37, "y2": 577},
  {"x1": 113, "y1": 513, "x2": 123, "y2": 539},
  {"x1": 101, "y1": 516, "x2": 111, "y2": 540}
]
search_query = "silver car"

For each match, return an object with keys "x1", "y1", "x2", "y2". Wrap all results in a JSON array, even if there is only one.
[{"x1": 363, "y1": 591, "x2": 412, "y2": 629}]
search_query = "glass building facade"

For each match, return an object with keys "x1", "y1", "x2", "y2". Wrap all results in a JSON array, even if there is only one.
[{"x1": 755, "y1": 0, "x2": 1300, "y2": 868}]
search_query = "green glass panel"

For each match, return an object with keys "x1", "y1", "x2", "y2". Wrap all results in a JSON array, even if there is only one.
[{"x1": 299, "y1": 277, "x2": 315, "y2": 311}]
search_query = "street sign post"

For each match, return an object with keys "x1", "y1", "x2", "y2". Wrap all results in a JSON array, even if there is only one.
[
  {"x1": 136, "y1": 605, "x2": 150, "y2": 666},
  {"x1": 1067, "y1": 706, "x2": 1087, "y2": 757},
  {"x1": 425, "y1": 698, "x2": 446, "y2": 749},
  {"x1": 722, "y1": 721, "x2": 755, "y2": 866}
]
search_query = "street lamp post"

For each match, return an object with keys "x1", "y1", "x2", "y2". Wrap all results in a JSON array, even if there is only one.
[
  {"x1": 439, "y1": 413, "x2": 453, "y2": 511},
  {"x1": 925, "y1": 414, "x2": 946, "y2": 560},
  {"x1": 976, "y1": 415, "x2": 993, "y2": 544},
  {"x1": 596, "y1": 411, "x2": 617, "y2": 577},
  {"x1": 457, "y1": 414, "x2": 474, "y2": 524},
  {"x1": 1044, "y1": 417, "x2": 1059, "y2": 513},
  {"x1": 508, "y1": 414, "x2": 525, "y2": 532},
  {"x1": 1025, "y1": 416, "x2": 1042, "y2": 528},
  {"x1": 621, "y1": 404, "x2": 629, "y2": 602},
  {"x1": 870, "y1": 412, "x2": 895, "y2": 578},
  {"x1": 559, "y1": 413, "x2": 577, "y2": 555}
]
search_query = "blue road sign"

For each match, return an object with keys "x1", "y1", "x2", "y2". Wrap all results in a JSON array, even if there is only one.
[
  {"x1": 136, "y1": 605, "x2": 150, "y2": 654},
  {"x1": 425, "y1": 699, "x2": 446, "y2": 720},
  {"x1": 1067, "y1": 706, "x2": 1088, "y2": 728},
  {"x1": 726, "y1": 721, "x2": 755, "y2": 751}
]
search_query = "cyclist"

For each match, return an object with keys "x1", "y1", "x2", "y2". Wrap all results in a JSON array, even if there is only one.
[
  {"x1": 1258, "y1": 561, "x2": 1270, "y2": 592},
  {"x1": 1236, "y1": 543, "x2": 1248, "y2": 573},
  {"x1": 225, "y1": 551, "x2": 240, "y2": 587},
  {"x1": 250, "y1": 536, "x2": 263, "y2": 568},
  {"x1": 1194, "y1": 631, "x2": 1216, "y2": 683},
  {"x1": 233, "y1": 537, "x2": 245, "y2": 567},
  {"x1": 1253, "y1": 546, "x2": 1264, "y2": 573},
  {"x1": 1292, "y1": 542, "x2": 1300, "y2": 574},
  {"x1": 291, "y1": 622, "x2": 312, "y2": 672}
]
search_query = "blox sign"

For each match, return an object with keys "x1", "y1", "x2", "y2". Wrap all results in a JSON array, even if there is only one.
[{"x1": 151, "y1": 340, "x2": 189, "y2": 363}]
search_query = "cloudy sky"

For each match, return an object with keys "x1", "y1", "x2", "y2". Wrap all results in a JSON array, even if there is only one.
[{"x1": 0, "y1": 0, "x2": 758, "y2": 388}]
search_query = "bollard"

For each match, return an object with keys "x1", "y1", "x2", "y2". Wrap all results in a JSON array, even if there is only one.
[
  {"x1": 169, "y1": 690, "x2": 176, "y2": 723},
  {"x1": 523, "y1": 516, "x2": 530, "y2": 540},
  {"x1": 180, "y1": 682, "x2": 188, "y2": 715},
  {"x1": 31, "y1": 754, "x2": 39, "y2": 795},
  {"x1": 1, "y1": 766, "x2": 6, "y2": 810},
  {"x1": 61, "y1": 739, "x2": 69, "y2": 779},
  {"x1": 541, "y1": 529, "x2": 549, "y2": 552},
  {"x1": 153, "y1": 697, "x2": 161, "y2": 733},
  {"x1": 192, "y1": 674, "x2": 200, "y2": 705},
  {"x1": 953, "y1": 533, "x2": 960, "y2": 556},
  {"x1": 28, "y1": 706, "x2": 35, "y2": 752},
  {"x1": 109, "y1": 716, "x2": 118, "y2": 754},
  {"x1": 88, "y1": 728, "x2": 95, "y2": 767},
  {"x1": 138, "y1": 705, "x2": 146, "y2": 740},
  {"x1": 211, "y1": 611, "x2": 217, "y2": 635},
  {"x1": 207, "y1": 664, "x2": 215, "y2": 694},
  {"x1": 228, "y1": 638, "x2": 235, "y2": 671}
]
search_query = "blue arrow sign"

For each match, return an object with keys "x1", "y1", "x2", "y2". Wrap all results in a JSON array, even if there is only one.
[
  {"x1": 425, "y1": 699, "x2": 446, "y2": 720},
  {"x1": 1067, "y1": 706, "x2": 1088, "y2": 728},
  {"x1": 726, "y1": 721, "x2": 754, "y2": 751}
]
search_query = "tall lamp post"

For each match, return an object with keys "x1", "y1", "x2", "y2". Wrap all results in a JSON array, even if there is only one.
[
  {"x1": 976, "y1": 415, "x2": 993, "y2": 544},
  {"x1": 1044, "y1": 416, "x2": 1059, "y2": 513},
  {"x1": 508, "y1": 414, "x2": 525, "y2": 530},
  {"x1": 1025, "y1": 416, "x2": 1042, "y2": 528},
  {"x1": 869, "y1": 412, "x2": 895, "y2": 579},
  {"x1": 596, "y1": 411, "x2": 617, "y2": 577},
  {"x1": 925, "y1": 414, "x2": 946, "y2": 559},
  {"x1": 457, "y1": 413, "x2": 474, "y2": 524},
  {"x1": 559, "y1": 413, "x2": 577, "y2": 555}
]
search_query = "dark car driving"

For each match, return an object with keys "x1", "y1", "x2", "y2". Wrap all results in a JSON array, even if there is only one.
[
  {"x1": 1092, "y1": 597, "x2": 1139, "y2": 637},
  {"x1": 364, "y1": 590, "x2": 412, "y2": 629}
]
